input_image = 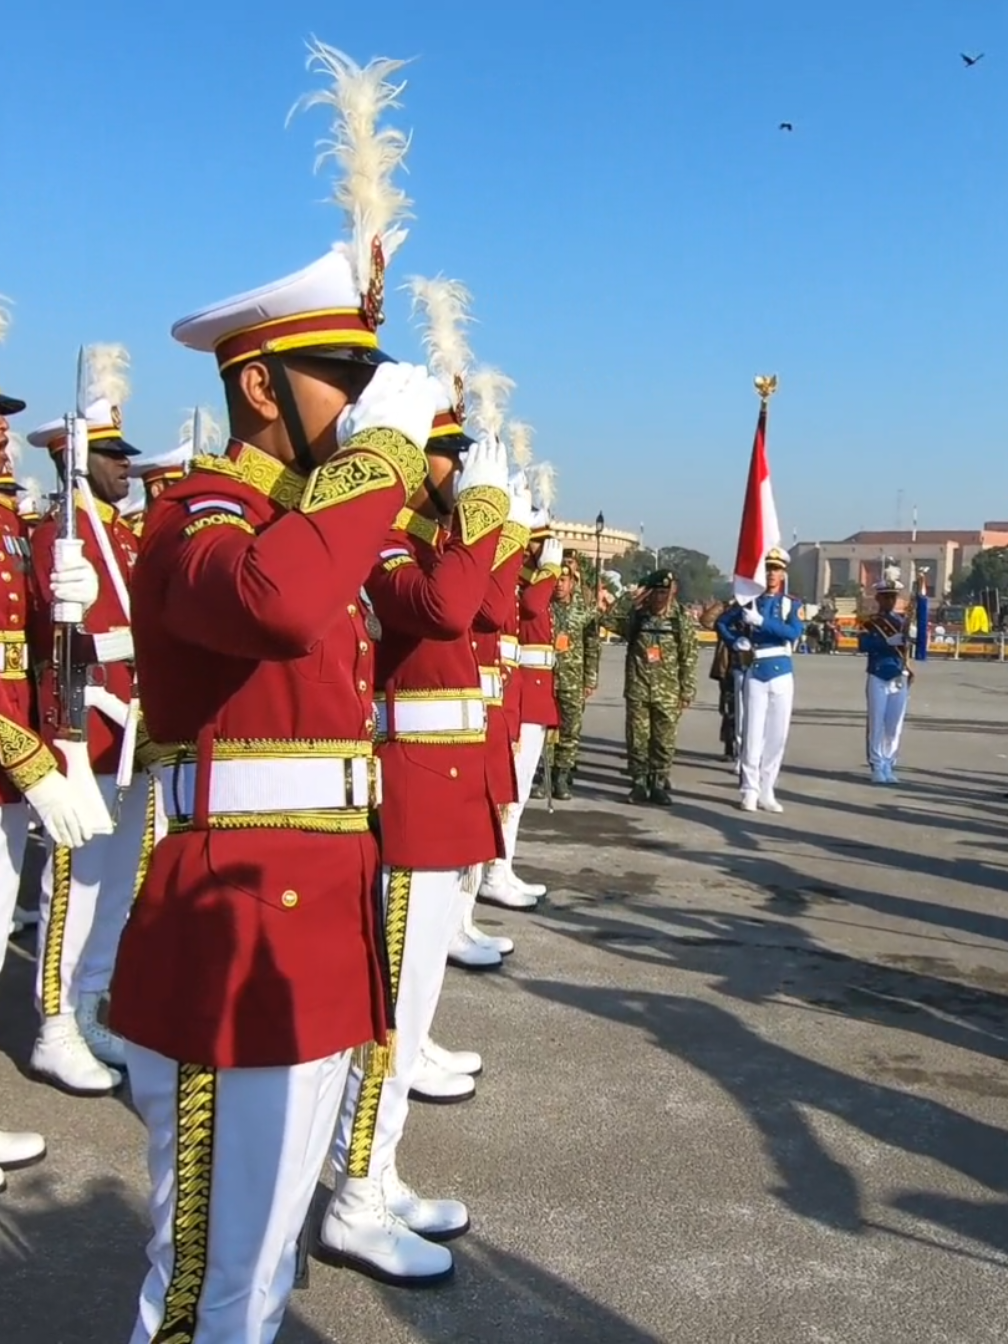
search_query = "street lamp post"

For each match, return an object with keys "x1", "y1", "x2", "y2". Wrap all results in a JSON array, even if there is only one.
[{"x1": 595, "y1": 511, "x2": 605, "y2": 612}]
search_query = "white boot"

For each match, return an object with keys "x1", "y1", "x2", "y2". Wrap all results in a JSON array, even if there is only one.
[
  {"x1": 76, "y1": 991, "x2": 127, "y2": 1068},
  {"x1": 382, "y1": 1164, "x2": 470, "y2": 1242},
  {"x1": 409, "y1": 1045, "x2": 477, "y2": 1105},
  {"x1": 316, "y1": 1174, "x2": 455, "y2": 1286},
  {"x1": 507, "y1": 867, "x2": 546, "y2": 900},
  {"x1": 424, "y1": 1036, "x2": 483, "y2": 1077},
  {"x1": 447, "y1": 925, "x2": 503, "y2": 971},
  {"x1": 462, "y1": 901, "x2": 514, "y2": 958},
  {"x1": 0, "y1": 1129, "x2": 46, "y2": 1192},
  {"x1": 870, "y1": 767, "x2": 889, "y2": 785},
  {"x1": 758, "y1": 792, "x2": 783, "y2": 813},
  {"x1": 884, "y1": 762, "x2": 899, "y2": 783},
  {"x1": 30, "y1": 1014, "x2": 123, "y2": 1096},
  {"x1": 478, "y1": 860, "x2": 537, "y2": 911},
  {"x1": 740, "y1": 791, "x2": 758, "y2": 812}
]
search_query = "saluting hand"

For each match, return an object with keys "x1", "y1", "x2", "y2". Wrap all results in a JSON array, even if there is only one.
[{"x1": 335, "y1": 362, "x2": 439, "y2": 452}]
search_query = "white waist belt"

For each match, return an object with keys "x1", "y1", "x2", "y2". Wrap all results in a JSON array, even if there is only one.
[
  {"x1": 375, "y1": 696, "x2": 487, "y2": 738},
  {"x1": 752, "y1": 645, "x2": 791, "y2": 660},
  {"x1": 519, "y1": 647, "x2": 556, "y2": 669},
  {"x1": 480, "y1": 669, "x2": 503, "y2": 702},
  {"x1": 164, "y1": 756, "x2": 376, "y2": 819},
  {"x1": 499, "y1": 635, "x2": 520, "y2": 665}
]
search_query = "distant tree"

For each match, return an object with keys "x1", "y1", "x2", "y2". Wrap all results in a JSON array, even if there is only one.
[
  {"x1": 610, "y1": 546, "x2": 730, "y2": 603},
  {"x1": 950, "y1": 546, "x2": 1008, "y2": 604},
  {"x1": 828, "y1": 580, "x2": 862, "y2": 599}
]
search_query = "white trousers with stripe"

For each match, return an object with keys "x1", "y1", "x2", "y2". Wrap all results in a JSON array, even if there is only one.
[
  {"x1": 0, "y1": 802, "x2": 30, "y2": 976},
  {"x1": 330, "y1": 867, "x2": 463, "y2": 1181},
  {"x1": 35, "y1": 774, "x2": 147, "y2": 1017},
  {"x1": 499, "y1": 723, "x2": 547, "y2": 864},
  {"x1": 739, "y1": 672, "x2": 794, "y2": 799},
  {"x1": 866, "y1": 674, "x2": 909, "y2": 769},
  {"x1": 127, "y1": 1043, "x2": 351, "y2": 1344}
]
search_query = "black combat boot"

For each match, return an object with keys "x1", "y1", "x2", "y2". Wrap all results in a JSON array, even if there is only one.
[
  {"x1": 552, "y1": 768, "x2": 573, "y2": 801},
  {"x1": 530, "y1": 764, "x2": 546, "y2": 800},
  {"x1": 628, "y1": 776, "x2": 650, "y2": 805},
  {"x1": 650, "y1": 777, "x2": 674, "y2": 806}
]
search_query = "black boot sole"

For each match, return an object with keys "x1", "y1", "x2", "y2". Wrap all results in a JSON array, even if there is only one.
[
  {"x1": 418, "y1": 1216, "x2": 471, "y2": 1245},
  {"x1": 408, "y1": 1088, "x2": 476, "y2": 1106},
  {"x1": 312, "y1": 1242, "x2": 456, "y2": 1289},
  {"x1": 1, "y1": 1145, "x2": 47, "y2": 1173}
]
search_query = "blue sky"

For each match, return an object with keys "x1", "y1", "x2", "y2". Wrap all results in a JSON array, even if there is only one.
[{"x1": 1, "y1": 0, "x2": 1005, "y2": 567}]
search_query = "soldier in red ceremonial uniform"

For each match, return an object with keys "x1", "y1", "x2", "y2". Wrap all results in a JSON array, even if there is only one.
[
  {"x1": 0, "y1": 314, "x2": 105, "y2": 1187},
  {"x1": 108, "y1": 45, "x2": 440, "y2": 1344},
  {"x1": 513, "y1": 476, "x2": 564, "y2": 827},
  {"x1": 450, "y1": 470, "x2": 532, "y2": 950},
  {"x1": 319, "y1": 359, "x2": 510, "y2": 1287},
  {"x1": 27, "y1": 348, "x2": 150, "y2": 1097}
]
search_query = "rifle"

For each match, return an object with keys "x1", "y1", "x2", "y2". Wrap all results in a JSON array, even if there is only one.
[
  {"x1": 543, "y1": 730, "x2": 555, "y2": 814},
  {"x1": 861, "y1": 612, "x2": 914, "y2": 685},
  {"x1": 52, "y1": 350, "x2": 114, "y2": 836}
]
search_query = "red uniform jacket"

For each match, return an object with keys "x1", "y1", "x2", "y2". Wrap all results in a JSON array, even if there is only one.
[
  {"x1": 31, "y1": 496, "x2": 137, "y2": 776},
  {"x1": 110, "y1": 433, "x2": 428, "y2": 1069},
  {"x1": 0, "y1": 497, "x2": 54, "y2": 804},
  {"x1": 366, "y1": 495, "x2": 507, "y2": 871},
  {"x1": 472, "y1": 526, "x2": 527, "y2": 807},
  {"x1": 518, "y1": 560, "x2": 560, "y2": 728}
]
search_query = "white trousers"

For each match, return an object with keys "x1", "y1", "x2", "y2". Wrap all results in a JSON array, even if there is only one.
[
  {"x1": 0, "y1": 803, "x2": 30, "y2": 976},
  {"x1": 500, "y1": 723, "x2": 547, "y2": 865},
  {"x1": 732, "y1": 668, "x2": 746, "y2": 760},
  {"x1": 35, "y1": 774, "x2": 147, "y2": 1017},
  {"x1": 127, "y1": 1042, "x2": 351, "y2": 1344},
  {"x1": 740, "y1": 672, "x2": 794, "y2": 799},
  {"x1": 331, "y1": 867, "x2": 463, "y2": 1180},
  {"x1": 866, "y1": 675, "x2": 908, "y2": 769}
]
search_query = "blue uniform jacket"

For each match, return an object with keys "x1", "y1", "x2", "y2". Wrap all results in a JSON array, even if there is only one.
[
  {"x1": 715, "y1": 594, "x2": 804, "y2": 683},
  {"x1": 858, "y1": 616, "x2": 907, "y2": 681}
]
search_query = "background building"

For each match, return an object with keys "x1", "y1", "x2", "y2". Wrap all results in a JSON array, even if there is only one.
[
  {"x1": 553, "y1": 520, "x2": 639, "y2": 563},
  {"x1": 791, "y1": 523, "x2": 1008, "y2": 600}
]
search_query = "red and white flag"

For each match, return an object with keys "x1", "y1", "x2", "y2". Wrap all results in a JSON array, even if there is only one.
[{"x1": 732, "y1": 396, "x2": 781, "y2": 602}]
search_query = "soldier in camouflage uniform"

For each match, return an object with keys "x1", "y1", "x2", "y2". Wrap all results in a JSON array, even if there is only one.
[
  {"x1": 605, "y1": 569, "x2": 698, "y2": 805},
  {"x1": 550, "y1": 554, "x2": 601, "y2": 800}
]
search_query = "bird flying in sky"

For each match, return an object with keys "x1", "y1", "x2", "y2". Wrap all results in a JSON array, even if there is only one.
[
  {"x1": 779, "y1": 122, "x2": 793, "y2": 132},
  {"x1": 961, "y1": 53, "x2": 984, "y2": 68}
]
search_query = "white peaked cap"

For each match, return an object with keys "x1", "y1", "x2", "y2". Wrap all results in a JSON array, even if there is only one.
[
  {"x1": 766, "y1": 546, "x2": 791, "y2": 567},
  {"x1": 26, "y1": 397, "x2": 140, "y2": 456}
]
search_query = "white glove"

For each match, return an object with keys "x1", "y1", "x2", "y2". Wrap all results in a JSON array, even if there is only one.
[
  {"x1": 530, "y1": 506, "x2": 551, "y2": 532},
  {"x1": 84, "y1": 684, "x2": 130, "y2": 727},
  {"x1": 885, "y1": 633, "x2": 904, "y2": 647},
  {"x1": 735, "y1": 636, "x2": 752, "y2": 653},
  {"x1": 742, "y1": 607, "x2": 764, "y2": 627},
  {"x1": 539, "y1": 536, "x2": 564, "y2": 570},
  {"x1": 507, "y1": 471, "x2": 535, "y2": 529},
  {"x1": 24, "y1": 769, "x2": 95, "y2": 849},
  {"x1": 92, "y1": 628, "x2": 134, "y2": 663},
  {"x1": 335, "y1": 362, "x2": 439, "y2": 452},
  {"x1": 51, "y1": 543, "x2": 99, "y2": 613},
  {"x1": 456, "y1": 434, "x2": 509, "y2": 496}
]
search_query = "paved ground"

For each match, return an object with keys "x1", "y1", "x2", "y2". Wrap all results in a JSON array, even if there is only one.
[{"x1": 2, "y1": 649, "x2": 1008, "y2": 1343}]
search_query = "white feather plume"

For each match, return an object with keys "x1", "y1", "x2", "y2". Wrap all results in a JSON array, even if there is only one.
[
  {"x1": 179, "y1": 407, "x2": 224, "y2": 455},
  {"x1": 291, "y1": 42, "x2": 413, "y2": 299},
  {"x1": 18, "y1": 474, "x2": 42, "y2": 502},
  {"x1": 530, "y1": 461, "x2": 557, "y2": 511},
  {"x1": 507, "y1": 420, "x2": 534, "y2": 468},
  {"x1": 0, "y1": 295, "x2": 13, "y2": 347},
  {"x1": 86, "y1": 344, "x2": 131, "y2": 408},
  {"x1": 466, "y1": 367, "x2": 515, "y2": 440},
  {"x1": 405, "y1": 276, "x2": 474, "y2": 415}
]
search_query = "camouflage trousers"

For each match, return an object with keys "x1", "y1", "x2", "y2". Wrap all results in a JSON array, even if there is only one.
[
  {"x1": 554, "y1": 691, "x2": 585, "y2": 771},
  {"x1": 625, "y1": 695, "x2": 681, "y2": 780}
]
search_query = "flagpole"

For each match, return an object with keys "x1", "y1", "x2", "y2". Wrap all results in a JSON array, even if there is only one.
[{"x1": 732, "y1": 374, "x2": 780, "y2": 607}]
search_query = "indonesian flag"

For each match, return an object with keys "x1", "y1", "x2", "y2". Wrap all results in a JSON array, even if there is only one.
[{"x1": 732, "y1": 397, "x2": 781, "y2": 602}]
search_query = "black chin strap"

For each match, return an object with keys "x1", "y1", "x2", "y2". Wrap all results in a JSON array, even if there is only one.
[
  {"x1": 425, "y1": 471, "x2": 453, "y2": 520},
  {"x1": 265, "y1": 356, "x2": 315, "y2": 475}
]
